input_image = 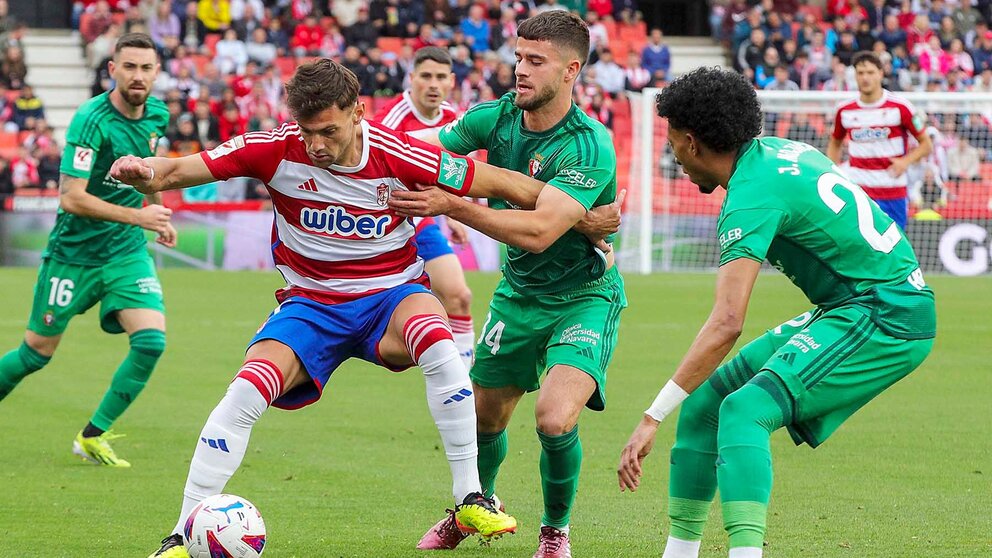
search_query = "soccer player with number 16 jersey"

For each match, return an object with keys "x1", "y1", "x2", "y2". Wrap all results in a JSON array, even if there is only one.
[{"x1": 618, "y1": 68, "x2": 935, "y2": 558}]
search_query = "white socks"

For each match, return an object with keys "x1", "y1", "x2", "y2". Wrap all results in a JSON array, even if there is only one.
[
  {"x1": 172, "y1": 360, "x2": 282, "y2": 535},
  {"x1": 447, "y1": 314, "x2": 475, "y2": 371},
  {"x1": 728, "y1": 547, "x2": 763, "y2": 558},
  {"x1": 662, "y1": 536, "x2": 701, "y2": 558},
  {"x1": 404, "y1": 314, "x2": 481, "y2": 503}
]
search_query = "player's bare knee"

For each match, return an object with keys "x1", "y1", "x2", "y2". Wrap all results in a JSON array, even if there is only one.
[
  {"x1": 443, "y1": 286, "x2": 472, "y2": 316},
  {"x1": 24, "y1": 331, "x2": 59, "y2": 357},
  {"x1": 476, "y1": 404, "x2": 513, "y2": 433},
  {"x1": 534, "y1": 406, "x2": 578, "y2": 436}
]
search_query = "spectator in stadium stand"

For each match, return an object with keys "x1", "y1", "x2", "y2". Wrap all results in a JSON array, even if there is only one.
[
  {"x1": 624, "y1": 51, "x2": 651, "y2": 92},
  {"x1": 834, "y1": 31, "x2": 857, "y2": 66},
  {"x1": 36, "y1": 142, "x2": 62, "y2": 190},
  {"x1": 764, "y1": 63, "x2": 799, "y2": 91},
  {"x1": 214, "y1": 28, "x2": 249, "y2": 75},
  {"x1": 732, "y1": 8, "x2": 762, "y2": 51},
  {"x1": 10, "y1": 146, "x2": 38, "y2": 189},
  {"x1": 231, "y1": 3, "x2": 262, "y2": 41},
  {"x1": 592, "y1": 49, "x2": 626, "y2": 97},
  {"x1": 736, "y1": 27, "x2": 766, "y2": 75},
  {"x1": 197, "y1": 0, "x2": 231, "y2": 34},
  {"x1": 344, "y1": 7, "x2": 377, "y2": 52},
  {"x1": 319, "y1": 23, "x2": 345, "y2": 58},
  {"x1": 928, "y1": 0, "x2": 950, "y2": 29},
  {"x1": 907, "y1": 14, "x2": 935, "y2": 55},
  {"x1": 246, "y1": 27, "x2": 277, "y2": 67},
  {"x1": 947, "y1": 137, "x2": 982, "y2": 181},
  {"x1": 763, "y1": 11, "x2": 790, "y2": 52},
  {"x1": 855, "y1": 20, "x2": 875, "y2": 52},
  {"x1": 785, "y1": 112, "x2": 825, "y2": 150},
  {"x1": 890, "y1": 43, "x2": 910, "y2": 71},
  {"x1": 123, "y1": 5, "x2": 147, "y2": 34},
  {"x1": 642, "y1": 28, "x2": 671, "y2": 79},
  {"x1": 822, "y1": 59, "x2": 855, "y2": 91},
  {"x1": 290, "y1": 0, "x2": 314, "y2": 20},
  {"x1": 265, "y1": 17, "x2": 289, "y2": 56},
  {"x1": 291, "y1": 15, "x2": 323, "y2": 57},
  {"x1": 586, "y1": 11, "x2": 610, "y2": 54},
  {"x1": 897, "y1": 57, "x2": 927, "y2": 91},
  {"x1": 169, "y1": 113, "x2": 202, "y2": 155},
  {"x1": 971, "y1": 31, "x2": 992, "y2": 73},
  {"x1": 0, "y1": 158, "x2": 12, "y2": 195},
  {"x1": 460, "y1": 4, "x2": 491, "y2": 54},
  {"x1": 487, "y1": 61, "x2": 515, "y2": 96},
  {"x1": 81, "y1": 0, "x2": 113, "y2": 44},
  {"x1": 218, "y1": 102, "x2": 247, "y2": 141},
  {"x1": 918, "y1": 35, "x2": 953, "y2": 81},
  {"x1": 937, "y1": 16, "x2": 960, "y2": 50},
  {"x1": 805, "y1": 30, "x2": 832, "y2": 81},
  {"x1": 450, "y1": 45, "x2": 473, "y2": 83},
  {"x1": 1, "y1": 45, "x2": 26, "y2": 89},
  {"x1": 794, "y1": 12, "x2": 817, "y2": 50},
  {"x1": 754, "y1": 46, "x2": 782, "y2": 88},
  {"x1": 412, "y1": 23, "x2": 438, "y2": 50},
  {"x1": 180, "y1": 0, "x2": 206, "y2": 49},
  {"x1": 535, "y1": 0, "x2": 568, "y2": 14},
  {"x1": 173, "y1": 65, "x2": 201, "y2": 104},
  {"x1": 955, "y1": 1, "x2": 982, "y2": 40},
  {"x1": 971, "y1": 68, "x2": 992, "y2": 91},
  {"x1": 496, "y1": 34, "x2": 516, "y2": 66},
  {"x1": 0, "y1": 0, "x2": 18, "y2": 45},
  {"x1": 87, "y1": 22, "x2": 121, "y2": 69},
  {"x1": 333, "y1": 0, "x2": 364, "y2": 28},
  {"x1": 948, "y1": 39, "x2": 975, "y2": 79},
  {"x1": 824, "y1": 16, "x2": 846, "y2": 54},
  {"x1": 865, "y1": 0, "x2": 886, "y2": 32},
  {"x1": 12, "y1": 85, "x2": 44, "y2": 131},
  {"x1": 876, "y1": 15, "x2": 905, "y2": 52},
  {"x1": 192, "y1": 100, "x2": 221, "y2": 148}
]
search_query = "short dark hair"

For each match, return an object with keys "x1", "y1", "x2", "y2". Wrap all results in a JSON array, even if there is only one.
[
  {"x1": 655, "y1": 67, "x2": 762, "y2": 153},
  {"x1": 414, "y1": 46, "x2": 452, "y2": 69},
  {"x1": 852, "y1": 51, "x2": 884, "y2": 70},
  {"x1": 114, "y1": 32, "x2": 156, "y2": 56},
  {"x1": 517, "y1": 11, "x2": 590, "y2": 67},
  {"x1": 286, "y1": 58, "x2": 360, "y2": 119}
]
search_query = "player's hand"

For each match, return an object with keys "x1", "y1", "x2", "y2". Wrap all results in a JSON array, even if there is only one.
[
  {"x1": 887, "y1": 156, "x2": 910, "y2": 178},
  {"x1": 575, "y1": 189, "x2": 625, "y2": 243},
  {"x1": 111, "y1": 155, "x2": 155, "y2": 192},
  {"x1": 447, "y1": 218, "x2": 470, "y2": 245},
  {"x1": 618, "y1": 414, "x2": 660, "y2": 492},
  {"x1": 388, "y1": 186, "x2": 456, "y2": 217},
  {"x1": 156, "y1": 222, "x2": 178, "y2": 248},
  {"x1": 135, "y1": 204, "x2": 173, "y2": 233}
]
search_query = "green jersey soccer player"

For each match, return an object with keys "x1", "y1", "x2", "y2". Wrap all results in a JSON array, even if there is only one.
[
  {"x1": 391, "y1": 11, "x2": 626, "y2": 556},
  {"x1": 0, "y1": 33, "x2": 173, "y2": 468},
  {"x1": 618, "y1": 68, "x2": 935, "y2": 558}
]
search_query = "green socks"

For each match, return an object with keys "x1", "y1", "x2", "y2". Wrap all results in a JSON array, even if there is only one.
[
  {"x1": 0, "y1": 342, "x2": 51, "y2": 400},
  {"x1": 477, "y1": 429, "x2": 508, "y2": 498},
  {"x1": 89, "y1": 329, "x2": 165, "y2": 431},
  {"x1": 538, "y1": 425, "x2": 582, "y2": 529}
]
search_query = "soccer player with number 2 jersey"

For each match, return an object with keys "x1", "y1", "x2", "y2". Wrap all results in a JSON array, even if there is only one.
[{"x1": 618, "y1": 68, "x2": 935, "y2": 558}]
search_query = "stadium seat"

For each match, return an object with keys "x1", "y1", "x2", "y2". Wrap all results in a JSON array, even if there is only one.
[
  {"x1": 190, "y1": 54, "x2": 210, "y2": 75},
  {"x1": 377, "y1": 37, "x2": 404, "y2": 54},
  {"x1": 203, "y1": 33, "x2": 222, "y2": 56},
  {"x1": 274, "y1": 56, "x2": 298, "y2": 79}
]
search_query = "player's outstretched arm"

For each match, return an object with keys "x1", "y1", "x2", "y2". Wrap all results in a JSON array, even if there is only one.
[
  {"x1": 460, "y1": 161, "x2": 546, "y2": 209},
  {"x1": 618, "y1": 257, "x2": 761, "y2": 492},
  {"x1": 58, "y1": 174, "x2": 174, "y2": 238},
  {"x1": 110, "y1": 153, "x2": 217, "y2": 194},
  {"x1": 390, "y1": 184, "x2": 586, "y2": 254}
]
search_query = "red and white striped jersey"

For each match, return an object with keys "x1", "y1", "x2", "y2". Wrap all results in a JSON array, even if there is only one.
[
  {"x1": 831, "y1": 91, "x2": 925, "y2": 200},
  {"x1": 200, "y1": 120, "x2": 476, "y2": 304},
  {"x1": 373, "y1": 91, "x2": 458, "y2": 134},
  {"x1": 372, "y1": 91, "x2": 460, "y2": 230}
]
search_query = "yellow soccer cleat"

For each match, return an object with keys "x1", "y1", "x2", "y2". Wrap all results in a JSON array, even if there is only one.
[
  {"x1": 148, "y1": 534, "x2": 189, "y2": 558},
  {"x1": 72, "y1": 429, "x2": 131, "y2": 468},
  {"x1": 454, "y1": 492, "x2": 517, "y2": 541}
]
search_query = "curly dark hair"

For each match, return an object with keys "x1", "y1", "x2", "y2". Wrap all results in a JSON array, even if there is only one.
[{"x1": 655, "y1": 67, "x2": 762, "y2": 153}]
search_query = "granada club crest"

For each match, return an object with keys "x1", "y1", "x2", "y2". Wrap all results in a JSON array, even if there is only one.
[
  {"x1": 377, "y1": 183, "x2": 389, "y2": 206},
  {"x1": 528, "y1": 153, "x2": 544, "y2": 177}
]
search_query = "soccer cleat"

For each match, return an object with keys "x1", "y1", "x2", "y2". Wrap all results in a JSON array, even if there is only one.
[
  {"x1": 533, "y1": 526, "x2": 572, "y2": 558},
  {"x1": 72, "y1": 429, "x2": 131, "y2": 468},
  {"x1": 148, "y1": 534, "x2": 189, "y2": 558},
  {"x1": 417, "y1": 494, "x2": 505, "y2": 550},
  {"x1": 453, "y1": 492, "x2": 517, "y2": 541}
]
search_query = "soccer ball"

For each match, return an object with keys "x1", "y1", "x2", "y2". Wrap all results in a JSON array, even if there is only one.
[{"x1": 183, "y1": 493, "x2": 266, "y2": 558}]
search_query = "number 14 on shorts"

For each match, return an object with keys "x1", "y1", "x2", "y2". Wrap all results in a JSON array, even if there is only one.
[{"x1": 478, "y1": 313, "x2": 505, "y2": 355}]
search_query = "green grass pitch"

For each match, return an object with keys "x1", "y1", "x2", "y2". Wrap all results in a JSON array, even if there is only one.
[{"x1": 0, "y1": 269, "x2": 988, "y2": 557}]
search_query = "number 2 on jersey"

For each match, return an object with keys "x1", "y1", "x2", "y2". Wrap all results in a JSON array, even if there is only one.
[
  {"x1": 817, "y1": 171, "x2": 902, "y2": 253},
  {"x1": 478, "y1": 313, "x2": 505, "y2": 355}
]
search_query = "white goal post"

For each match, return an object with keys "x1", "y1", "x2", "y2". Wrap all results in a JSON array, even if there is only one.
[{"x1": 617, "y1": 89, "x2": 992, "y2": 276}]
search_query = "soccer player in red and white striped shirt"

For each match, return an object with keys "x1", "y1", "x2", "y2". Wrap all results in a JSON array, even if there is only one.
[
  {"x1": 827, "y1": 51, "x2": 932, "y2": 229},
  {"x1": 372, "y1": 47, "x2": 477, "y2": 369},
  {"x1": 112, "y1": 59, "x2": 540, "y2": 558}
]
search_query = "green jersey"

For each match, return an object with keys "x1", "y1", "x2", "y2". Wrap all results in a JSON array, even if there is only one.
[
  {"x1": 439, "y1": 92, "x2": 617, "y2": 295},
  {"x1": 47, "y1": 91, "x2": 169, "y2": 265},
  {"x1": 718, "y1": 137, "x2": 936, "y2": 339}
]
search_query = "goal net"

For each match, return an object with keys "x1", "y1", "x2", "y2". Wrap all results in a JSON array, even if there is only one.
[{"x1": 617, "y1": 89, "x2": 992, "y2": 276}]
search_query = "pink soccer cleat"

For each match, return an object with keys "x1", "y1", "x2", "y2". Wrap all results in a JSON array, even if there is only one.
[
  {"x1": 416, "y1": 509, "x2": 470, "y2": 550},
  {"x1": 532, "y1": 526, "x2": 572, "y2": 558}
]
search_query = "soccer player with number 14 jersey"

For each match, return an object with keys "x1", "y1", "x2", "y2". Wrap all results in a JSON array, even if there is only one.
[{"x1": 618, "y1": 68, "x2": 935, "y2": 558}]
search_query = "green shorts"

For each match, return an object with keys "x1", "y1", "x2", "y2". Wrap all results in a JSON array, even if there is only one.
[
  {"x1": 710, "y1": 305, "x2": 934, "y2": 448},
  {"x1": 471, "y1": 266, "x2": 627, "y2": 411},
  {"x1": 27, "y1": 253, "x2": 164, "y2": 336}
]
